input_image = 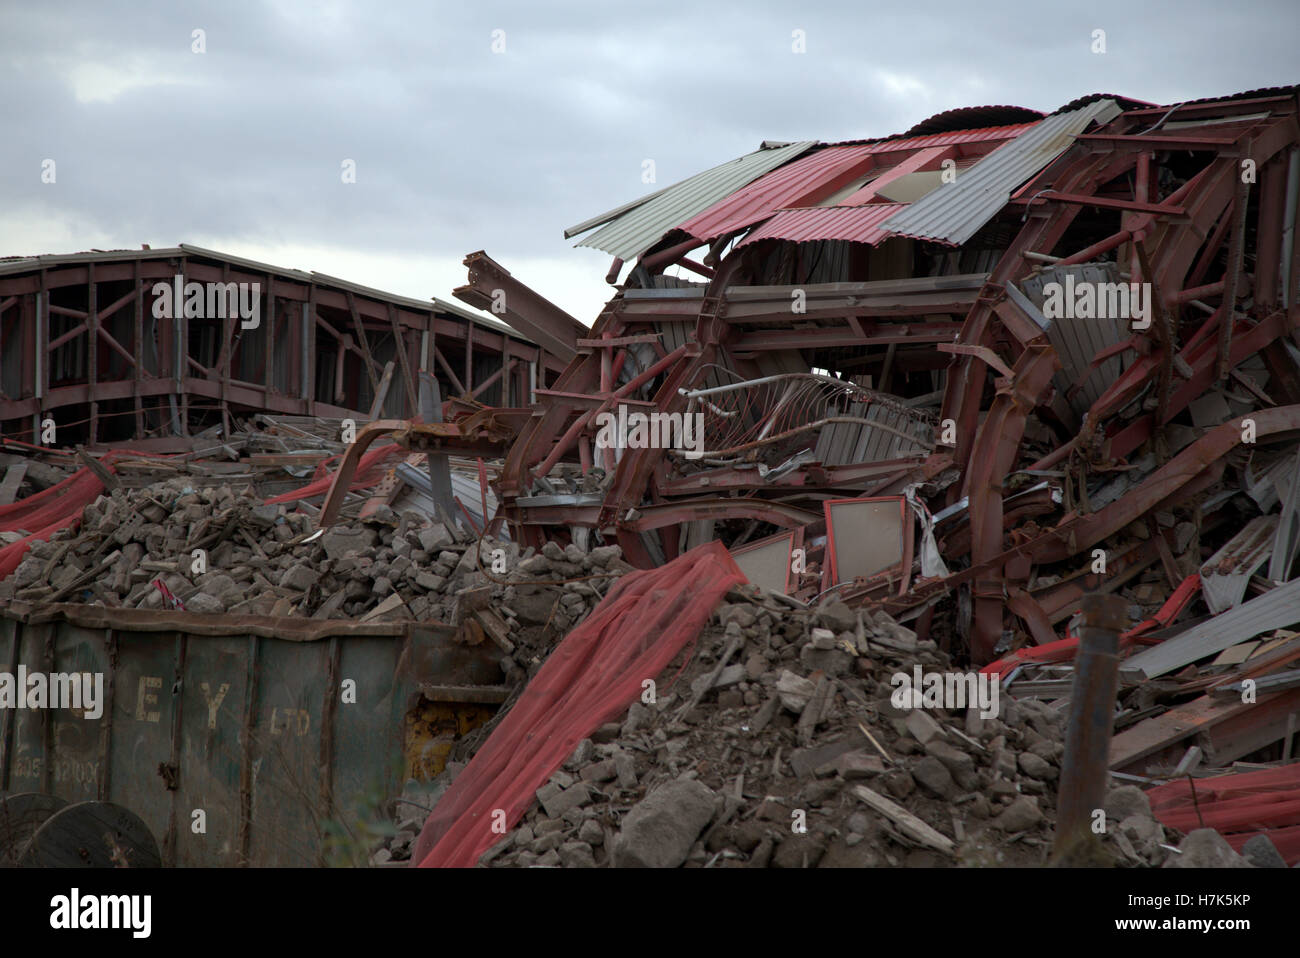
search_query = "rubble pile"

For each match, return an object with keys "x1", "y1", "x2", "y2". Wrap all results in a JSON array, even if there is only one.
[
  {"x1": 377, "y1": 586, "x2": 1201, "y2": 867},
  {"x1": 0, "y1": 480, "x2": 631, "y2": 630}
]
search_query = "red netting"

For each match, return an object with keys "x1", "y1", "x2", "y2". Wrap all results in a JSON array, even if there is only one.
[
  {"x1": 1146, "y1": 763, "x2": 1300, "y2": 865},
  {"x1": 264, "y1": 442, "x2": 402, "y2": 506},
  {"x1": 412, "y1": 540, "x2": 746, "y2": 868},
  {"x1": 0, "y1": 451, "x2": 147, "y2": 579}
]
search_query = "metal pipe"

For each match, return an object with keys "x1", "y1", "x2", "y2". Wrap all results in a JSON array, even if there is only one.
[
  {"x1": 639, "y1": 237, "x2": 705, "y2": 273},
  {"x1": 1170, "y1": 280, "x2": 1224, "y2": 304},
  {"x1": 1052, "y1": 593, "x2": 1126, "y2": 864},
  {"x1": 680, "y1": 371, "x2": 863, "y2": 399},
  {"x1": 1056, "y1": 228, "x2": 1144, "y2": 267},
  {"x1": 1281, "y1": 147, "x2": 1299, "y2": 309},
  {"x1": 600, "y1": 330, "x2": 614, "y2": 471}
]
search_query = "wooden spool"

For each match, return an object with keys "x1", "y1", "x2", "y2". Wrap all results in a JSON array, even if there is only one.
[
  {"x1": 0, "y1": 793, "x2": 69, "y2": 865},
  {"x1": 17, "y1": 801, "x2": 161, "y2": 868}
]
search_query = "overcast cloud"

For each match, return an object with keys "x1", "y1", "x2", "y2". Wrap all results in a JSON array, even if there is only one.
[{"x1": 2, "y1": 1, "x2": 1297, "y2": 325}]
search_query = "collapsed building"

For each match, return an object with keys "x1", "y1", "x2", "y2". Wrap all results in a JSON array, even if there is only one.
[
  {"x1": 460, "y1": 86, "x2": 1300, "y2": 664},
  {"x1": 3, "y1": 85, "x2": 1300, "y2": 869}
]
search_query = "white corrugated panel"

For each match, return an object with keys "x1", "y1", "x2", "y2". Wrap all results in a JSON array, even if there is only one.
[
  {"x1": 570, "y1": 142, "x2": 816, "y2": 262},
  {"x1": 879, "y1": 100, "x2": 1121, "y2": 246},
  {"x1": 1018, "y1": 262, "x2": 1128, "y2": 419}
]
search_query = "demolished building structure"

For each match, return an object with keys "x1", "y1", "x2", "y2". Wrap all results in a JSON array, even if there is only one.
[
  {"x1": 4, "y1": 85, "x2": 1300, "y2": 868},
  {"x1": 458, "y1": 87, "x2": 1300, "y2": 667}
]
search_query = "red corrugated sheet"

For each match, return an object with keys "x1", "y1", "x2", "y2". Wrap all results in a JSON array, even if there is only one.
[
  {"x1": 679, "y1": 123, "x2": 1036, "y2": 243},
  {"x1": 1146, "y1": 764, "x2": 1300, "y2": 865},
  {"x1": 679, "y1": 145, "x2": 879, "y2": 241},
  {"x1": 737, "y1": 203, "x2": 907, "y2": 247},
  {"x1": 837, "y1": 122, "x2": 1038, "y2": 151},
  {"x1": 412, "y1": 540, "x2": 746, "y2": 868}
]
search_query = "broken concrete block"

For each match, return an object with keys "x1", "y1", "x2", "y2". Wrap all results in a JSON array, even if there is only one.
[
  {"x1": 279, "y1": 563, "x2": 316, "y2": 592},
  {"x1": 535, "y1": 781, "x2": 594, "y2": 819},
  {"x1": 1240, "y1": 833, "x2": 1286, "y2": 869},
  {"x1": 1104, "y1": 784, "x2": 1153, "y2": 824},
  {"x1": 776, "y1": 670, "x2": 816, "y2": 712},
  {"x1": 1165, "y1": 829, "x2": 1253, "y2": 868},
  {"x1": 904, "y1": 709, "x2": 944, "y2": 745},
  {"x1": 611, "y1": 779, "x2": 716, "y2": 868},
  {"x1": 910, "y1": 756, "x2": 956, "y2": 799},
  {"x1": 993, "y1": 796, "x2": 1043, "y2": 832}
]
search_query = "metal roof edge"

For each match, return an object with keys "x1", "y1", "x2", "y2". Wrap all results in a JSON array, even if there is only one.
[
  {"x1": 0, "y1": 244, "x2": 530, "y2": 344},
  {"x1": 563, "y1": 141, "x2": 814, "y2": 241}
]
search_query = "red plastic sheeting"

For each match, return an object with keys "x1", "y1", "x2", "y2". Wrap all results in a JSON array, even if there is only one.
[
  {"x1": 264, "y1": 442, "x2": 401, "y2": 506},
  {"x1": 413, "y1": 540, "x2": 746, "y2": 868},
  {"x1": 1146, "y1": 764, "x2": 1300, "y2": 865},
  {"x1": 0, "y1": 453, "x2": 139, "y2": 580}
]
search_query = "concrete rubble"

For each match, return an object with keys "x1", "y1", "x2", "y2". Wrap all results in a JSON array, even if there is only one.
[{"x1": 377, "y1": 586, "x2": 1213, "y2": 868}]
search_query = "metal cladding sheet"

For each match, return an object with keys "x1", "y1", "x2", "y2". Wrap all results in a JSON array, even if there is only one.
[
  {"x1": 680, "y1": 124, "x2": 1035, "y2": 244},
  {"x1": 737, "y1": 203, "x2": 907, "y2": 247},
  {"x1": 880, "y1": 99, "x2": 1122, "y2": 245},
  {"x1": 1120, "y1": 575, "x2": 1300, "y2": 680},
  {"x1": 572, "y1": 141, "x2": 816, "y2": 261}
]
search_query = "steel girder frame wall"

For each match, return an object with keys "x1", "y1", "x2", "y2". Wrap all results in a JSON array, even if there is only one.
[
  {"x1": 939, "y1": 91, "x2": 1300, "y2": 662},
  {"x1": 481, "y1": 248, "x2": 977, "y2": 560},
  {"x1": 0, "y1": 246, "x2": 562, "y2": 452}
]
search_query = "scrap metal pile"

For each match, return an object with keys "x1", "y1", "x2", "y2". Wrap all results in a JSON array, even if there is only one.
[{"x1": 434, "y1": 84, "x2": 1300, "y2": 858}]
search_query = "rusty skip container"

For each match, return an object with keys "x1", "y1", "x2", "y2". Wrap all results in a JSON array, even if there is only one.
[{"x1": 0, "y1": 601, "x2": 504, "y2": 866}]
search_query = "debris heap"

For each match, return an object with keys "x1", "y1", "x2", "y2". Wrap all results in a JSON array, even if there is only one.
[
  {"x1": 379, "y1": 585, "x2": 1263, "y2": 868},
  {"x1": 0, "y1": 481, "x2": 629, "y2": 633}
]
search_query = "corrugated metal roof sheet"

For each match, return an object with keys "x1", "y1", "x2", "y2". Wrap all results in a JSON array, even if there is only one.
[
  {"x1": 799, "y1": 122, "x2": 1037, "y2": 153},
  {"x1": 1120, "y1": 574, "x2": 1300, "y2": 680},
  {"x1": 879, "y1": 99, "x2": 1122, "y2": 246},
  {"x1": 679, "y1": 145, "x2": 879, "y2": 241},
  {"x1": 571, "y1": 141, "x2": 816, "y2": 261},
  {"x1": 680, "y1": 124, "x2": 1035, "y2": 243},
  {"x1": 737, "y1": 203, "x2": 906, "y2": 247}
]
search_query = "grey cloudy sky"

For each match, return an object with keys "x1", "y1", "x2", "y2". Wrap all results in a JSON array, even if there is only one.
[{"x1": 2, "y1": 1, "x2": 1297, "y2": 326}]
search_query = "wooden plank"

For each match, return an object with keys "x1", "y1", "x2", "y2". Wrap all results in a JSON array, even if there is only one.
[
  {"x1": 367, "y1": 360, "x2": 396, "y2": 419},
  {"x1": 473, "y1": 607, "x2": 515, "y2": 655},
  {"x1": 0, "y1": 462, "x2": 28, "y2": 505},
  {"x1": 390, "y1": 303, "x2": 419, "y2": 417},
  {"x1": 75, "y1": 447, "x2": 120, "y2": 491},
  {"x1": 852, "y1": 784, "x2": 954, "y2": 855},
  {"x1": 360, "y1": 592, "x2": 406, "y2": 623},
  {"x1": 1109, "y1": 685, "x2": 1300, "y2": 771},
  {"x1": 345, "y1": 290, "x2": 381, "y2": 395}
]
